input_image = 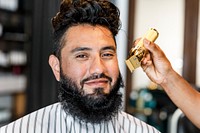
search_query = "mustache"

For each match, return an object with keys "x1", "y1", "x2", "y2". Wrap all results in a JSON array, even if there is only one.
[{"x1": 81, "y1": 73, "x2": 112, "y2": 86}]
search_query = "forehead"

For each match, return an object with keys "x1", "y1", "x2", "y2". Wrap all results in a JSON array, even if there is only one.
[{"x1": 62, "y1": 24, "x2": 116, "y2": 49}]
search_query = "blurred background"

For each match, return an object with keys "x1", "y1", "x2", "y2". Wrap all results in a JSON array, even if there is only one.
[{"x1": 0, "y1": 0, "x2": 200, "y2": 132}]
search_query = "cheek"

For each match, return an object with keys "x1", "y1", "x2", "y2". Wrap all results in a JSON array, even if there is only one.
[
  {"x1": 106, "y1": 60, "x2": 119, "y2": 82},
  {"x1": 62, "y1": 62, "x2": 87, "y2": 83}
]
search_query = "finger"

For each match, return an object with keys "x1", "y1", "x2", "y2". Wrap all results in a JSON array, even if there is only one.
[
  {"x1": 141, "y1": 51, "x2": 151, "y2": 64},
  {"x1": 132, "y1": 38, "x2": 142, "y2": 47},
  {"x1": 141, "y1": 60, "x2": 152, "y2": 71},
  {"x1": 141, "y1": 60, "x2": 153, "y2": 73},
  {"x1": 143, "y1": 38, "x2": 164, "y2": 58},
  {"x1": 143, "y1": 51, "x2": 151, "y2": 60}
]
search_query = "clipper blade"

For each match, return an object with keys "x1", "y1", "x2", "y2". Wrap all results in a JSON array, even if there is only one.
[{"x1": 125, "y1": 55, "x2": 141, "y2": 73}]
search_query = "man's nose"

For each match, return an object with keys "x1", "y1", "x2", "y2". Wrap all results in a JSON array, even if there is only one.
[{"x1": 89, "y1": 56, "x2": 106, "y2": 74}]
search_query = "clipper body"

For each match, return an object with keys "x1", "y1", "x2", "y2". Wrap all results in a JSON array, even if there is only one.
[{"x1": 126, "y1": 28, "x2": 159, "y2": 72}]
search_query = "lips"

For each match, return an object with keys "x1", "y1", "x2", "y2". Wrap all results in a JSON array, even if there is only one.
[{"x1": 84, "y1": 78, "x2": 109, "y2": 87}]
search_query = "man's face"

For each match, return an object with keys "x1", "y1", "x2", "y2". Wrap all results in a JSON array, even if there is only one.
[
  {"x1": 60, "y1": 24, "x2": 120, "y2": 96},
  {"x1": 49, "y1": 24, "x2": 123, "y2": 123}
]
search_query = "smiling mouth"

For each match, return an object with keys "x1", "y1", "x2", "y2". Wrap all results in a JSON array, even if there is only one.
[
  {"x1": 82, "y1": 78, "x2": 112, "y2": 96},
  {"x1": 84, "y1": 79, "x2": 109, "y2": 86}
]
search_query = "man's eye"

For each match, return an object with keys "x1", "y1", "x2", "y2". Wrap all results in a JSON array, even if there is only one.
[
  {"x1": 76, "y1": 54, "x2": 88, "y2": 58},
  {"x1": 103, "y1": 53, "x2": 113, "y2": 56},
  {"x1": 102, "y1": 53, "x2": 114, "y2": 58}
]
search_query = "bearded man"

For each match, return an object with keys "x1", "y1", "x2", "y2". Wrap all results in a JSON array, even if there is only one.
[{"x1": 0, "y1": 0, "x2": 160, "y2": 132}]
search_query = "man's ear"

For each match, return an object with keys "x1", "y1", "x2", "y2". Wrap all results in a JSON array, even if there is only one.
[{"x1": 49, "y1": 55, "x2": 60, "y2": 81}]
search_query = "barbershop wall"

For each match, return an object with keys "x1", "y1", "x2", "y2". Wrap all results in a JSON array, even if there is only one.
[
  {"x1": 197, "y1": 1, "x2": 200, "y2": 87},
  {"x1": 132, "y1": 0, "x2": 185, "y2": 90},
  {"x1": 0, "y1": 0, "x2": 60, "y2": 125},
  {"x1": 127, "y1": 1, "x2": 199, "y2": 132}
]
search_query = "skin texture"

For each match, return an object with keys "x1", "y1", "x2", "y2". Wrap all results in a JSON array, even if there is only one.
[
  {"x1": 48, "y1": 24, "x2": 123, "y2": 123},
  {"x1": 141, "y1": 38, "x2": 200, "y2": 128},
  {"x1": 49, "y1": 24, "x2": 119, "y2": 96}
]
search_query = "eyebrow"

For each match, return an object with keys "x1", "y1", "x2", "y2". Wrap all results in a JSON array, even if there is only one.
[
  {"x1": 101, "y1": 46, "x2": 116, "y2": 52},
  {"x1": 71, "y1": 47, "x2": 92, "y2": 53},
  {"x1": 71, "y1": 46, "x2": 116, "y2": 53}
]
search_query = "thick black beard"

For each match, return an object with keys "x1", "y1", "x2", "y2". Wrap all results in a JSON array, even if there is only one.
[{"x1": 58, "y1": 72, "x2": 124, "y2": 124}]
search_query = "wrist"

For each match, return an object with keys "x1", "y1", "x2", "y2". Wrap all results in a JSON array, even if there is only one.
[{"x1": 160, "y1": 68, "x2": 178, "y2": 87}]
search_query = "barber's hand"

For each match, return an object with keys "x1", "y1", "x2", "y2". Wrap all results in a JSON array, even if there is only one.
[{"x1": 137, "y1": 39, "x2": 173, "y2": 84}]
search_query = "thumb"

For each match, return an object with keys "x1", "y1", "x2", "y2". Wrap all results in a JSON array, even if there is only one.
[
  {"x1": 143, "y1": 38, "x2": 169, "y2": 63},
  {"x1": 143, "y1": 38, "x2": 160, "y2": 56},
  {"x1": 143, "y1": 38, "x2": 153, "y2": 51}
]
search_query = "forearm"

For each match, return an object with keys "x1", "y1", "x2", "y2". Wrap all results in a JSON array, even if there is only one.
[{"x1": 160, "y1": 69, "x2": 200, "y2": 128}]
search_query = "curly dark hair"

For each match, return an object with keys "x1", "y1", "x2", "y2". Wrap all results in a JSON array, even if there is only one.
[{"x1": 51, "y1": 0, "x2": 121, "y2": 58}]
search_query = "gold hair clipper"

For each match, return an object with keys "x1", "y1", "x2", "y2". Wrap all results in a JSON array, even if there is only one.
[{"x1": 126, "y1": 28, "x2": 159, "y2": 72}]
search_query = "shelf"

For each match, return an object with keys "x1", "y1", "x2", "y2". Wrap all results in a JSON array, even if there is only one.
[
  {"x1": 0, "y1": 74, "x2": 27, "y2": 94},
  {"x1": 0, "y1": 0, "x2": 18, "y2": 12},
  {"x1": 0, "y1": 95, "x2": 12, "y2": 124},
  {"x1": 0, "y1": 109, "x2": 11, "y2": 125},
  {"x1": 1, "y1": 32, "x2": 28, "y2": 42},
  {"x1": 0, "y1": 50, "x2": 27, "y2": 68},
  {"x1": 0, "y1": 0, "x2": 30, "y2": 125}
]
